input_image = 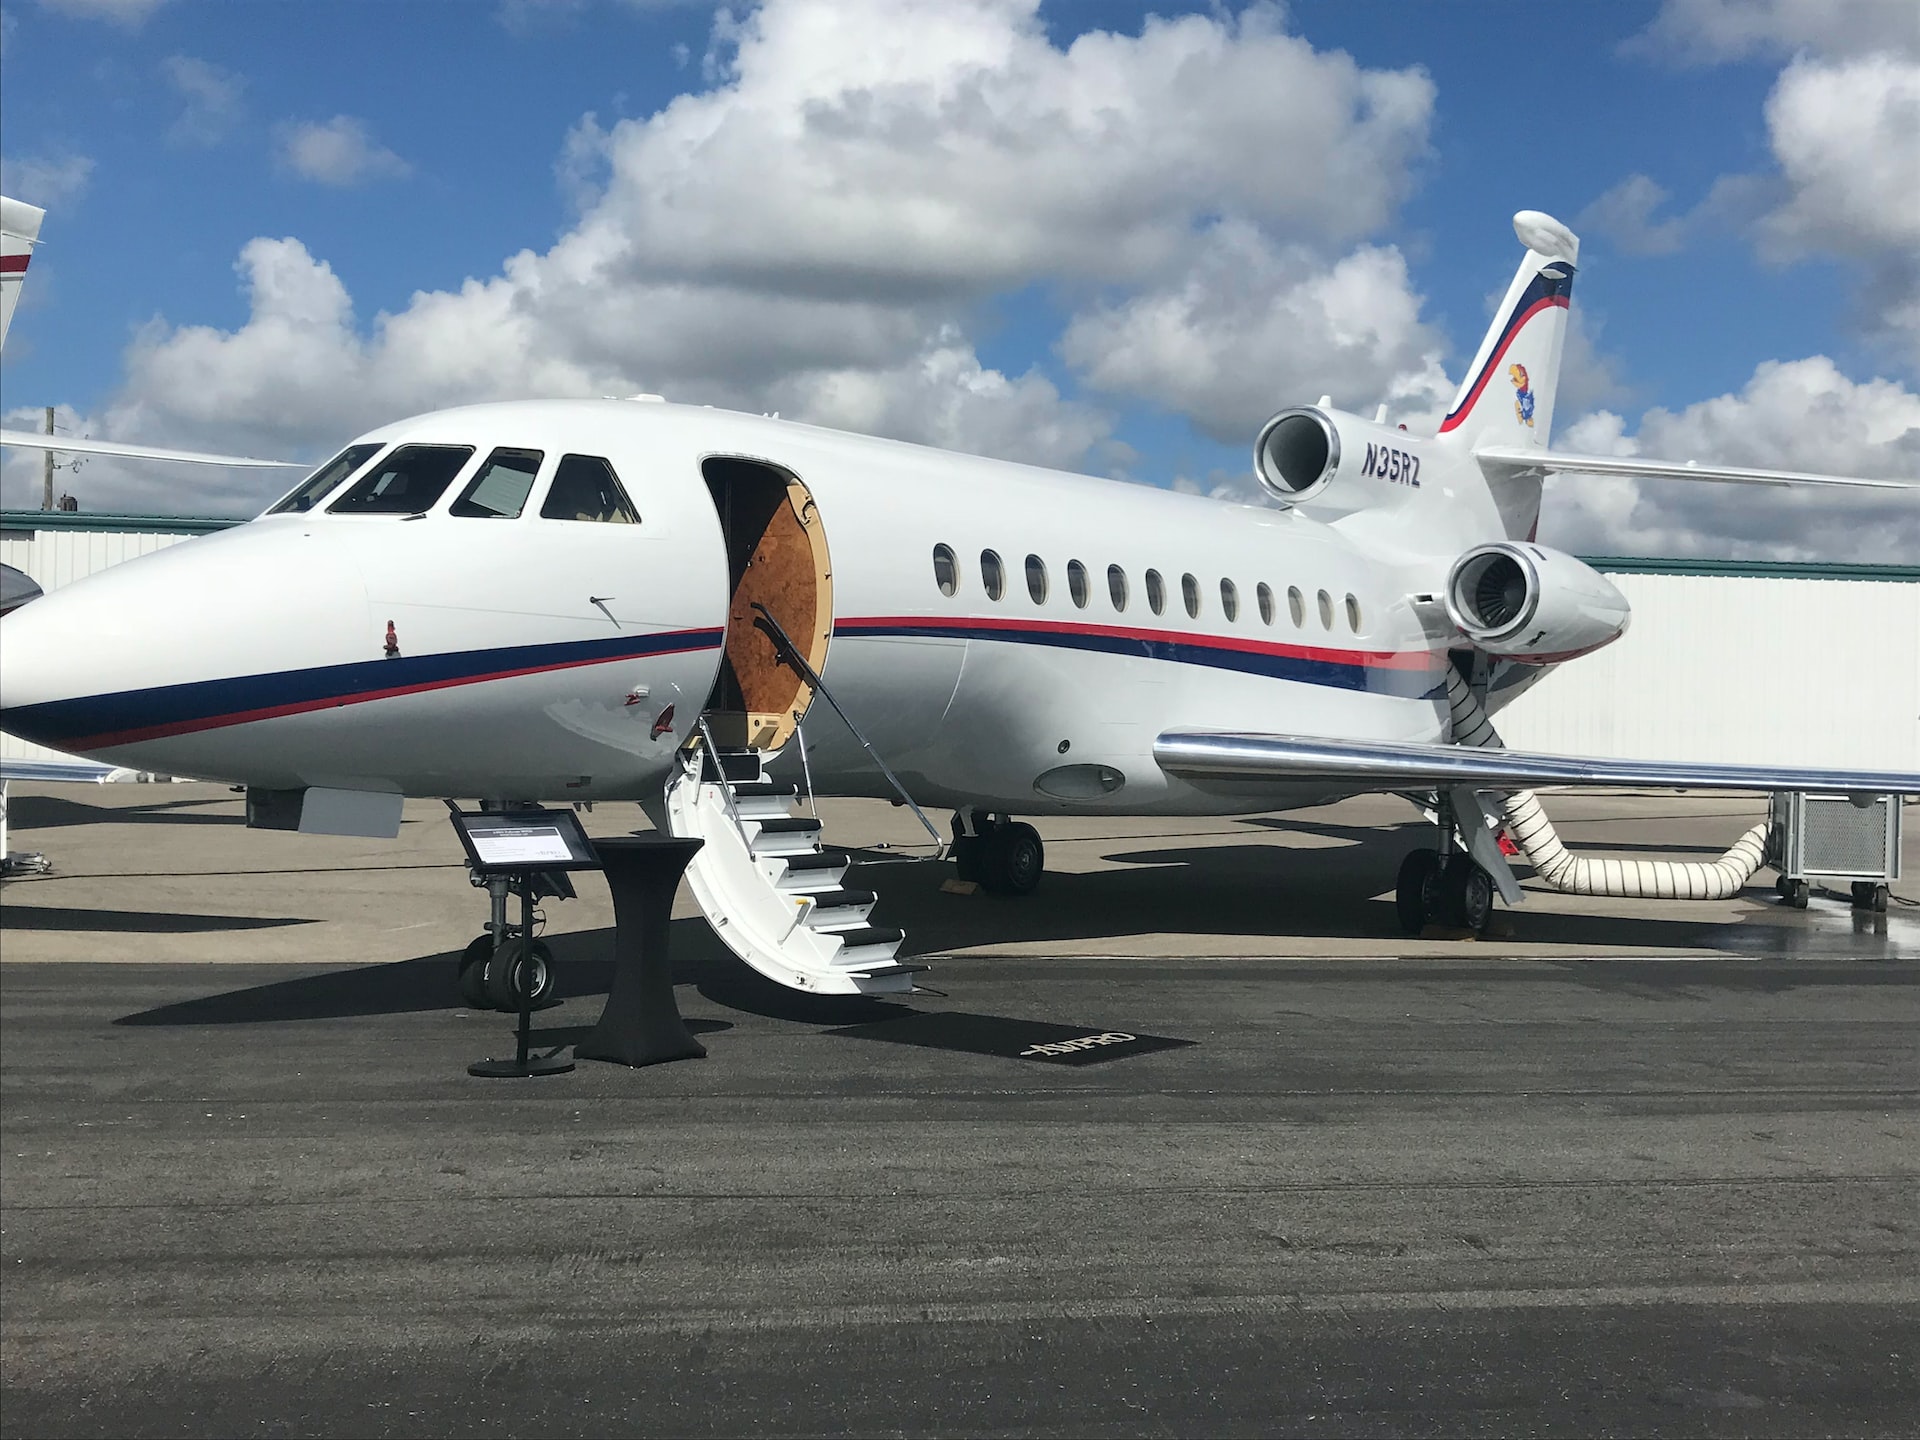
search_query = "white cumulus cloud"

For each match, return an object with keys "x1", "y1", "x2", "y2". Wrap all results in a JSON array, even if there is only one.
[
  {"x1": 1543, "y1": 357, "x2": 1920, "y2": 561},
  {"x1": 43, "y1": 0, "x2": 1442, "y2": 517},
  {"x1": 1634, "y1": 0, "x2": 1920, "y2": 63},
  {"x1": 276, "y1": 116, "x2": 411, "y2": 187}
]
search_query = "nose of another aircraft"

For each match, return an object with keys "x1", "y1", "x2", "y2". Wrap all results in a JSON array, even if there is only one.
[{"x1": 0, "y1": 524, "x2": 371, "y2": 759}]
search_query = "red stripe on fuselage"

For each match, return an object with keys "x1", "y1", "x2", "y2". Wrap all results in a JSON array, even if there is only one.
[
  {"x1": 0, "y1": 254, "x2": 29, "y2": 274},
  {"x1": 69, "y1": 636, "x2": 719, "y2": 751},
  {"x1": 1437, "y1": 295, "x2": 1568, "y2": 434},
  {"x1": 837, "y1": 613, "x2": 1440, "y2": 671}
]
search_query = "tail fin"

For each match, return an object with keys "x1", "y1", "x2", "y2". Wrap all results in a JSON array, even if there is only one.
[
  {"x1": 1438, "y1": 211, "x2": 1577, "y2": 449},
  {"x1": 1, "y1": 194, "x2": 48, "y2": 354}
]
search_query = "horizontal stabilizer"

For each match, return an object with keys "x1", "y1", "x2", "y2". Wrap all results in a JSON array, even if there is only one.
[
  {"x1": 1475, "y1": 445, "x2": 1915, "y2": 491},
  {"x1": 0, "y1": 430, "x2": 303, "y2": 469},
  {"x1": 1154, "y1": 730, "x2": 1920, "y2": 797}
]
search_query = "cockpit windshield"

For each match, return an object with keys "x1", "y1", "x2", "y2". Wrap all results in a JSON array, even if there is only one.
[
  {"x1": 327, "y1": 445, "x2": 476, "y2": 516},
  {"x1": 265, "y1": 443, "x2": 383, "y2": 515}
]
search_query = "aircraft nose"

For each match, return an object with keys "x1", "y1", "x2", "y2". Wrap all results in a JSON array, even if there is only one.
[{"x1": 0, "y1": 526, "x2": 370, "y2": 759}]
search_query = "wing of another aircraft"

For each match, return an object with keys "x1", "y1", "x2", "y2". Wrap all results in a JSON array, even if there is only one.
[
  {"x1": 0, "y1": 756, "x2": 132, "y2": 783},
  {"x1": 1153, "y1": 730, "x2": 1920, "y2": 797},
  {"x1": 0, "y1": 430, "x2": 303, "y2": 470},
  {"x1": 1475, "y1": 446, "x2": 1919, "y2": 491}
]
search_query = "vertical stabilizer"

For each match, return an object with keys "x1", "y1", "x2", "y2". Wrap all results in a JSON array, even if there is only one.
[
  {"x1": 1, "y1": 195, "x2": 48, "y2": 354},
  {"x1": 1438, "y1": 210, "x2": 1578, "y2": 537}
]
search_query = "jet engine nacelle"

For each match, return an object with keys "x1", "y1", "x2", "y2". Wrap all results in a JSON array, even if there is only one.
[
  {"x1": 1445, "y1": 542, "x2": 1630, "y2": 662},
  {"x1": 1252, "y1": 405, "x2": 1429, "y2": 519}
]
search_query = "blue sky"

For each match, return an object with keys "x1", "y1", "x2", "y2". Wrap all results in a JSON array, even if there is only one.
[{"x1": 2, "y1": 0, "x2": 1916, "y2": 559}]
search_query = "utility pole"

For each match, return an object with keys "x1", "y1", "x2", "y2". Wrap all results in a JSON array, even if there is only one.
[{"x1": 42, "y1": 406, "x2": 54, "y2": 511}]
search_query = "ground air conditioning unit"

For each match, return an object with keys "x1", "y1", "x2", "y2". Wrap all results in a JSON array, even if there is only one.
[{"x1": 1767, "y1": 792, "x2": 1902, "y2": 912}]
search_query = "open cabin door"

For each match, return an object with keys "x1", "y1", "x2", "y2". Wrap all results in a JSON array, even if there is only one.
[{"x1": 700, "y1": 457, "x2": 833, "y2": 750}]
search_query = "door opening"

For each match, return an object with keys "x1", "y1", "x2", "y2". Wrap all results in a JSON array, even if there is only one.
[{"x1": 700, "y1": 457, "x2": 833, "y2": 750}]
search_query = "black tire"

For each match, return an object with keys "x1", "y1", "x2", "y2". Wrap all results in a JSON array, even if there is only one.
[
  {"x1": 485, "y1": 937, "x2": 557, "y2": 1011},
  {"x1": 1786, "y1": 879, "x2": 1810, "y2": 910},
  {"x1": 458, "y1": 935, "x2": 495, "y2": 1010},
  {"x1": 1851, "y1": 880, "x2": 1873, "y2": 908},
  {"x1": 1873, "y1": 884, "x2": 1890, "y2": 914},
  {"x1": 1444, "y1": 857, "x2": 1494, "y2": 933},
  {"x1": 982, "y1": 823, "x2": 1044, "y2": 896},
  {"x1": 1395, "y1": 849, "x2": 1442, "y2": 936}
]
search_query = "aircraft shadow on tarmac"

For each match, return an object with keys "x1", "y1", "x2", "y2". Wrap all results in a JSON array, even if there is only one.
[
  {"x1": 6, "y1": 795, "x2": 245, "y2": 830},
  {"x1": 854, "y1": 828, "x2": 1865, "y2": 958},
  {"x1": 4, "y1": 905, "x2": 317, "y2": 934}
]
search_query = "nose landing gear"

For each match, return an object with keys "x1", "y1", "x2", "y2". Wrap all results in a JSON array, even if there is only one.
[{"x1": 457, "y1": 869, "x2": 570, "y2": 1011}]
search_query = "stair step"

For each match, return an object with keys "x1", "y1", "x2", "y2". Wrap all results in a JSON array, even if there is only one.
[
  {"x1": 754, "y1": 816, "x2": 822, "y2": 835},
  {"x1": 827, "y1": 925, "x2": 904, "y2": 949},
  {"x1": 780, "y1": 849, "x2": 850, "y2": 874},
  {"x1": 703, "y1": 749, "x2": 763, "y2": 783},
  {"x1": 800, "y1": 888, "x2": 876, "y2": 912},
  {"x1": 730, "y1": 780, "x2": 799, "y2": 799}
]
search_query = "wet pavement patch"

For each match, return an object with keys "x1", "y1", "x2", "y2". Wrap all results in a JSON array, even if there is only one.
[{"x1": 827, "y1": 1009, "x2": 1194, "y2": 1065}]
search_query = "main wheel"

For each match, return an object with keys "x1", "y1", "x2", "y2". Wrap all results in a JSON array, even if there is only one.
[
  {"x1": 1395, "y1": 849, "x2": 1443, "y2": 935},
  {"x1": 457, "y1": 935, "x2": 495, "y2": 1010},
  {"x1": 981, "y1": 822, "x2": 1044, "y2": 896},
  {"x1": 1443, "y1": 857, "x2": 1494, "y2": 933},
  {"x1": 484, "y1": 937, "x2": 557, "y2": 1011}
]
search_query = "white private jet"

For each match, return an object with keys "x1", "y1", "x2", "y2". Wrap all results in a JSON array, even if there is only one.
[{"x1": 1, "y1": 209, "x2": 1915, "y2": 1003}]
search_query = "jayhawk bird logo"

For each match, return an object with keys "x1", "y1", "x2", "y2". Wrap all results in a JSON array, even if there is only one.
[{"x1": 1509, "y1": 363, "x2": 1536, "y2": 426}]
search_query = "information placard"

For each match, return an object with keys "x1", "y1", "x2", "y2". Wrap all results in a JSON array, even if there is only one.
[{"x1": 449, "y1": 807, "x2": 601, "y2": 873}]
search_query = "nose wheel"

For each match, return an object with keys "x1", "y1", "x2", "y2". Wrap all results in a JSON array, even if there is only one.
[{"x1": 457, "y1": 867, "x2": 573, "y2": 1012}]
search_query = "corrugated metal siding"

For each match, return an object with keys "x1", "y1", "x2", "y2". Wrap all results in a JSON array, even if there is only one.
[
  {"x1": 1, "y1": 527, "x2": 202, "y2": 769},
  {"x1": 1497, "y1": 572, "x2": 1920, "y2": 770}
]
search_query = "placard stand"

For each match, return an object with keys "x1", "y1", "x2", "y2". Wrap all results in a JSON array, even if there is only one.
[
  {"x1": 449, "y1": 806, "x2": 603, "y2": 1080},
  {"x1": 574, "y1": 836, "x2": 708, "y2": 1068}
]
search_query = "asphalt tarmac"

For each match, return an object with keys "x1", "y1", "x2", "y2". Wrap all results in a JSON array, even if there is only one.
[{"x1": 2, "y1": 787, "x2": 1916, "y2": 1436}]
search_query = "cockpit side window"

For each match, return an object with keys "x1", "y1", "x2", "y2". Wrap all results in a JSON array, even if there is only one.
[
  {"x1": 327, "y1": 445, "x2": 476, "y2": 516},
  {"x1": 540, "y1": 454, "x2": 639, "y2": 524},
  {"x1": 450, "y1": 448, "x2": 544, "y2": 519},
  {"x1": 266, "y1": 443, "x2": 384, "y2": 515}
]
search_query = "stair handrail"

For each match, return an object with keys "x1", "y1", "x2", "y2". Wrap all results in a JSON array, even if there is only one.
[
  {"x1": 794, "y1": 721, "x2": 820, "y2": 820},
  {"x1": 693, "y1": 714, "x2": 754, "y2": 852},
  {"x1": 749, "y1": 602, "x2": 946, "y2": 857}
]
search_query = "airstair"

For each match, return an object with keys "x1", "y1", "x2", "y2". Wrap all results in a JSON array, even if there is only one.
[{"x1": 664, "y1": 737, "x2": 926, "y2": 995}]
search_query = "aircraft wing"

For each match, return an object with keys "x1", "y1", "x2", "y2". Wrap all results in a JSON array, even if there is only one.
[
  {"x1": 0, "y1": 756, "x2": 134, "y2": 783},
  {"x1": 1153, "y1": 731, "x2": 1920, "y2": 797},
  {"x1": 0, "y1": 429, "x2": 303, "y2": 470},
  {"x1": 1475, "y1": 446, "x2": 1918, "y2": 491}
]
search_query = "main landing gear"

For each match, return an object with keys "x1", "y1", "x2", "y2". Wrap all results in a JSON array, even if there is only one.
[
  {"x1": 1395, "y1": 789, "x2": 1511, "y2": 937},
  {"x1": 951, "y1": 810, "x2": 1045, "y2": 895},
  {"x1": 457, "y1": 868, "x2": 573, "y2": 1012}
]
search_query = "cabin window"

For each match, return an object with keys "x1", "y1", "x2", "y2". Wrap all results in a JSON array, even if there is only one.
[
  {"x1": 268, "y1": 443, "x2": 383, "y2": 515},
  {"x1": 451, "y1": 448, "x2": 544, "y2": 519},
  {"x1": 1345, "y1": 593, "x2": 1363, "y2": 633},
  {"x1": 1257, "y1": 582, "x2": 1275, "y2": 625},
  {"x1": 328, "y1": 444, "x2": 476, "y2": 516},
  {"x1": 1181, "y1": 572, "x2": 1200, "y2": 619},
  {"x1": 1145, "y1": 568, "x2": 1166, "y2": 615},
  {"x1": 541, "y1": 454, "x2": 639, "y2": 523},
  {"x1": 1025, "y1": 554, "x2": 1049, "y2": 604},
  {"x1": 1317, "y1": 588, "x2": 1334, "y2": 629},
  {"x1": 932, "y1": 544, "x2": 959, "y2": 597},
  {"x1": 1108, "y1": 564, "x2": 1129, "y2": 612},
  {"x1": 1067, "y1": 559, "x2": 1090, "y2": 609},
  {"x1": 1220, "y1": 578, "x2": 1239, "y2": 622},
  {"x1": 981, "y1": 549, "x2": 1005, "y2": 600},
  {"x1": 1288, "y1": 585, "x2": 1305, "y2": 627}
]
